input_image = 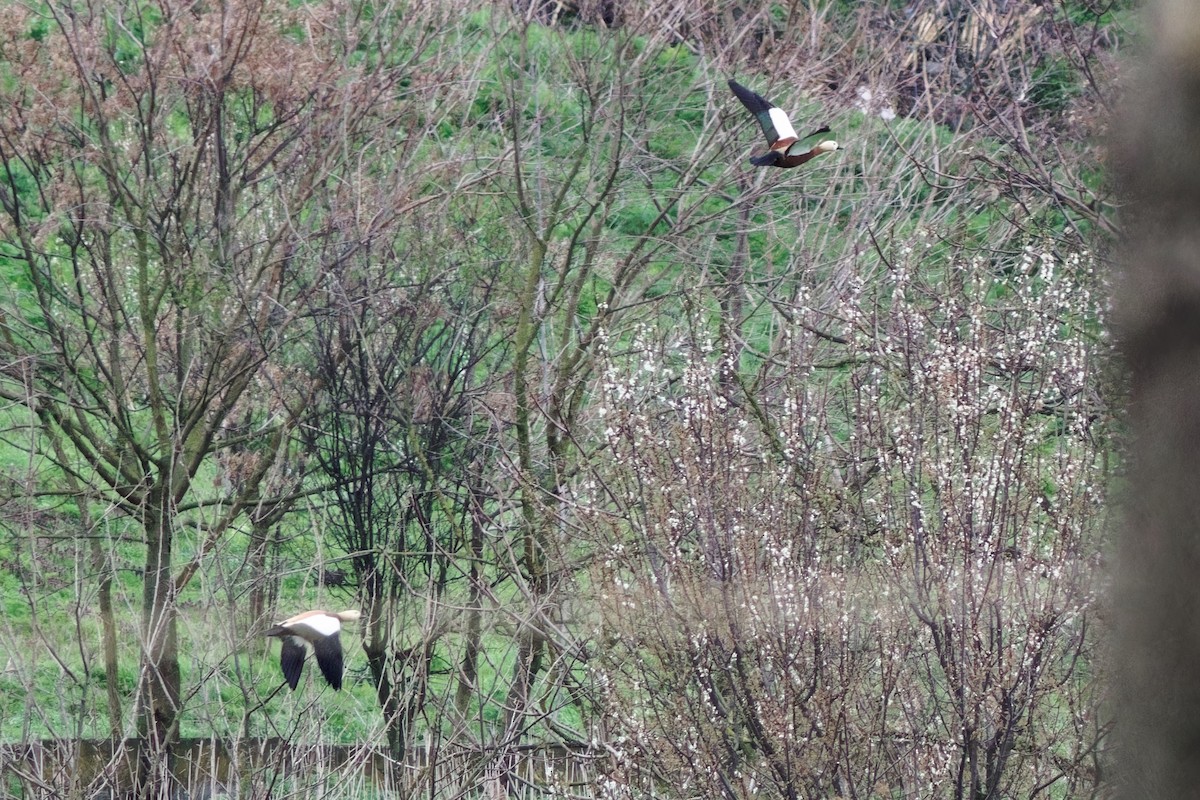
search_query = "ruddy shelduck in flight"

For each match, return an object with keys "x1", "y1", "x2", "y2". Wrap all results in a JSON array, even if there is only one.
[
  {"x1": 728, "y1": 79, "x2": 839, "y2": 169},
  {"x1": 265, "y1": 609, "x2": 361, "y2": 691}
]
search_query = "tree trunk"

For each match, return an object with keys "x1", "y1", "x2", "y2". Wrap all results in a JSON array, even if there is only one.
[
  {"x1": 456, "y1": 474, "x2": 487, "y2": 715},
  {"x1": 1115, "y1": 2, "x2": 1200, "y2": 796},
  {"x1": 97, "y1": 542, "x2": 122, "y2": 740},
  {"x1": 361, "y1": 559, "x2": 407, "y2": 759},
  {"x1": 719, "y1": 178, "x2": 752, "y2": 396},
  {"x1": 246, "y1": 519, "x2": 272, "y2": 628},
  {"x1": 138, "y1": 490, "x2": 181, "y2": 746}
]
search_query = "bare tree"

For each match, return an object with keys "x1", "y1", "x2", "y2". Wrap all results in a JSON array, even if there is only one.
[
  {"x1": 490, "y1": 9, "x2": 783, "y2": 758},
  {"x1": 0, "y1": 0, "x2": 435, "y2": 747},
  {"x1": 303, "y1": 228, "x2": 508, "y2": 760}
]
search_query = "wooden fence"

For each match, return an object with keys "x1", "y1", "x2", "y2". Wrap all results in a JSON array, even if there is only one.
[{"x1": 0, "y1": 738, "x2": 623, "y2": 800}]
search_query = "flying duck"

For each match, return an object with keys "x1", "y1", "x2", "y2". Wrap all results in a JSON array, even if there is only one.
[
  {"x1": 728, "y1": 79, "x2": 838, "y2": 169},
  {"x1": 265, "y1": 609, "x2": 361, "y2": 691}
]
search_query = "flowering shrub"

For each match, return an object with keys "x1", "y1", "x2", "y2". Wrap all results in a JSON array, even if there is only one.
[{"x1": 586, "y1": 241, "x2": 1113, "y2": 799}]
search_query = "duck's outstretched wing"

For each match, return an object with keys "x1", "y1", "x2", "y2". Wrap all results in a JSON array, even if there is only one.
[
  {"x1": 798, "y1": 125, "x2": 832, "y2": 141},
  {"x1": 279, "y1": 638, "x2": 307, "y2": 690},
  {"x1": 728, "y1": 79, "x2": 799, "y2": 146},
  {"x1": 312, "y1": 632, "x2": 345, "y2": 691}
]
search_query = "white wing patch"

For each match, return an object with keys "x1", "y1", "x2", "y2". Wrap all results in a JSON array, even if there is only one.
[
  {"x1": 288, "y1": 614, "x2": 342, "y2": 638},
  {"x1": 768, "y1": 107, "x2": 798, "y2": 142}
]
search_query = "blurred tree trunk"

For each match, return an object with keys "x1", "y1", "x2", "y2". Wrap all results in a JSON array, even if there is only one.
[{"x1": 1115, "y1": 2, "x2": 1200, "y2": 797}]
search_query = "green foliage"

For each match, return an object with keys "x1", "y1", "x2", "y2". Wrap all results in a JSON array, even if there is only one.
[
  {"x1": 1030, "y1": 57, "x2": 1083, "y2": 116},
  {"x1": 102, "y1": 5, "x2": 161, "y2": 74},
  {"x1": 1061, "y1": 0, "x2": 1137, "y2": 27},
  {"x1": 0, "y1": 569, "x2": 21, "y2": 621}
]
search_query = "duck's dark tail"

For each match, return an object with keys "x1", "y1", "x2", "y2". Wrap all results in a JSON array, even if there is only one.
[{"x1": 750, "y1": 151, "x2": 781, "y2": 167}]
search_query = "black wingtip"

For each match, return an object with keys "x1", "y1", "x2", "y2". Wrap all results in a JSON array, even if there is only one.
[{"x1": 728, "y1": 79, "x2": 772, "y2": 115}]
